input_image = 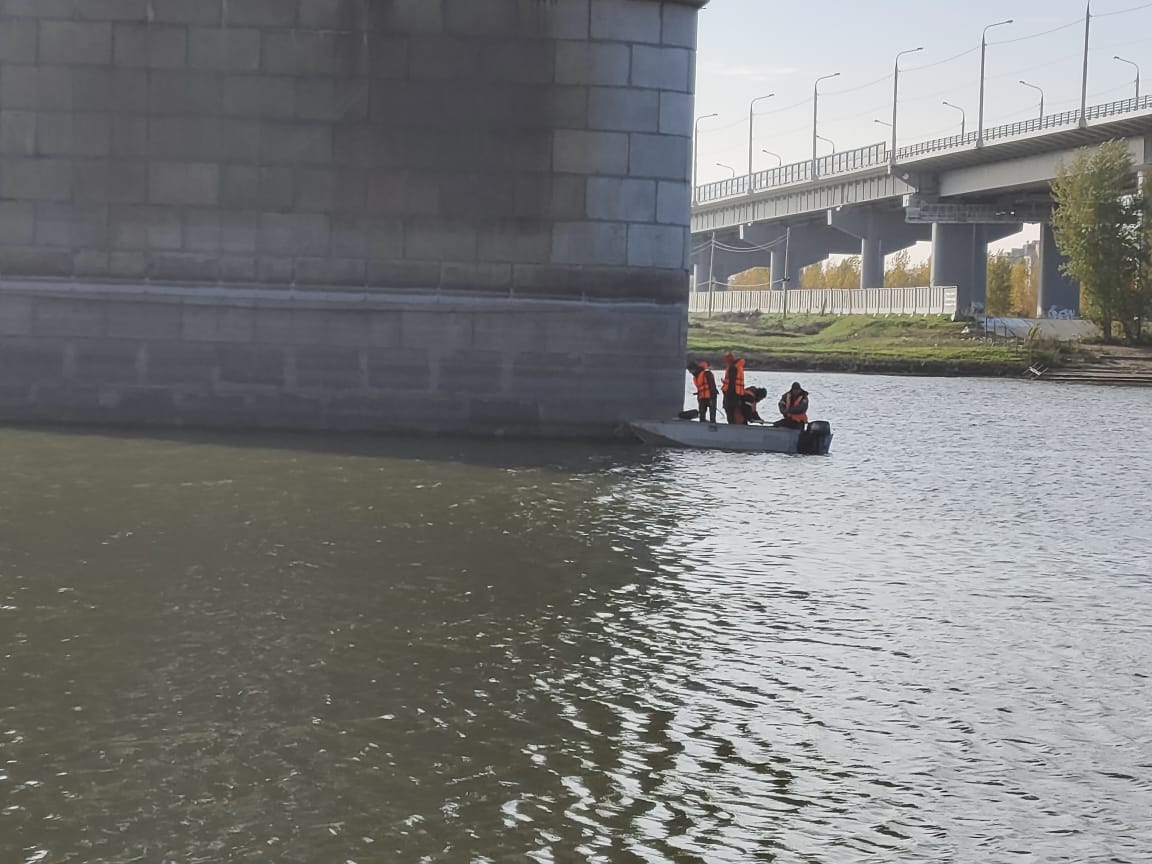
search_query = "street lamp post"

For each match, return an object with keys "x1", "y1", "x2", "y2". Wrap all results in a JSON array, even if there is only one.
[
  {"x1": 816, "y1": 135, "x2": 836, "y2": 154},
  {"x1": 890, "y1": 47, "x2": 923, "y2": 162},
  {"x1": 1019, "y1": 79, "x2": 1045, "y2": 121},
  {"x1": 943, "y1": 100, "x2": 967, "y2": 138},
  {"x1": 978, "y1": 18, "x2": 1013, "y2": 145},
  {"x1": 1115, "y1": 55, "x2": 1141, "y2": 100},
  {"x1": 761, "y1": 149, "x2": 783, "y2": 167},
  {"x1": 692, "y1": 113, "x2": 718, "y2": 202},
  {"x1": 812, "y1": 72, "x2": 841, "y2": 176},
  {"x1": 1080, "y1": 4, "x2": 1092, "y2": 126},
  {"x1": 707, "y1": 232, "x2": 716, "y2": 317},
  {"x1": 716, "y1": 162, "x2": 737, "y2": 178},
  {"x1": 747, "y1": 93, "x2": 775, "y2": 182}
]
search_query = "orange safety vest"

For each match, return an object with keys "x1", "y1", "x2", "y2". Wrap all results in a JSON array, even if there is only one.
[
  {"x1": 694, "y1": 369, "x2": 714, "y2": 400},
  {"x1": 722, "y1": 358, "x2": 745, "y2": 396},
  {"x1": 783, "y1": 391, "x2": 809, "y2": 425}
]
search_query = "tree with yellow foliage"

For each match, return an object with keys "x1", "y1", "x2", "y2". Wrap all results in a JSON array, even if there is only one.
[
  {"x1": 1009, "y1": 259, "x2": 1037, "y2": 316},
  {"x1": 728, "y1": 267, "x2": 772, "y2": 290},
  {"x1": 799, "y1": 262, "x2": 826, "y2": 289},
  {"x1": 885, "y1": 250, "x2": 932, "y2": 287},
  {"x1": 986, "y1": 254, "x2": 1013, "y2": 316}
]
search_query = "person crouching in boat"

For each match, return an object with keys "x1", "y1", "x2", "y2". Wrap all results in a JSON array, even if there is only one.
[
  {"x1": 740, "y1": 387, "x2": 769, "y2": 424},
  {"x1": 688, "y1": 361, "x2": 718, "y2": 424},
  {"x1": 773, "y1": 381, "x2": 809, "y2": 429},
  {"x1": 721, "y1": 353, "x2": 746, "y2": 425}
]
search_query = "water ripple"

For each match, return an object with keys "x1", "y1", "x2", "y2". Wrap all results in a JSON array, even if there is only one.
[{"x1": 1, "y1": 376, "x2": 1151, "y2": 862}]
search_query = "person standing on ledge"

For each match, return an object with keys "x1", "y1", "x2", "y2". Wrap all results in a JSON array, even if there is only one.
[
  {"x1": 689, "y1": 362, "x2": 717, "y2": 424},
  {"x1": 774, "y1": 382, "x2": 809, "y2": 429},
  {"x1": 721, "y1": 353, "x2": 746, "y2": 425}
]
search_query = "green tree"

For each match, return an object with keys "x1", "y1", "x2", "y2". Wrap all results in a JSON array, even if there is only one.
[
  {"x1": 986, "y1": 254, "x2": 1013, "y2": 316},
  {"x1": 1051, "y1": 140, "x2": 1144, "y2": 341},
  {"x1": 1135, "y1": 172, "x2": 1152, "y2": 340}
]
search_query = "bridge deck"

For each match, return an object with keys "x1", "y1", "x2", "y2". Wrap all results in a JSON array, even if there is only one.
[{"x1": 692, "y1": 95, "x2": 1152, "y2": 233}]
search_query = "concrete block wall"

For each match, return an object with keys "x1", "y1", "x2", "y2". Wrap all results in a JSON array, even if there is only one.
[
  {"x1": 0, "y1": 0, "x2": 701, "y2": 296},
  {"x1": 0, "y1": 0, "x2": 706, "y2": 436},
  {"x1": 0, "y1": 282, "x2": 688, "y2": 437}
]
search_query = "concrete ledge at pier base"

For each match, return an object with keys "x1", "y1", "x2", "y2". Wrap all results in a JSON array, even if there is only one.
[
  {"x1": 0, "y1": 281, "x2": 688, "y2": 439},
  {"x1": 0, "y1": 388, "x2": 631, "y2": 440}
]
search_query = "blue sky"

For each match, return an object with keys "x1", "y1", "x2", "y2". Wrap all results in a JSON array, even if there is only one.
[{"x1": 693, "y1": 0, "x2": 1152, "y2": 254}]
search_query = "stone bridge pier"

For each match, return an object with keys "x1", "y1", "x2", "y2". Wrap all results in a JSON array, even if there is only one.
[{"x1": 0, "y1": 0, "x2": 707, "y2": 438}]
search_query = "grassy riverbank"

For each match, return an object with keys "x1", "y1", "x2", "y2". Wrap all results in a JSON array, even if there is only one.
[{"x1": 687, "y1": 314, "x2": 1075, "y2": 377}]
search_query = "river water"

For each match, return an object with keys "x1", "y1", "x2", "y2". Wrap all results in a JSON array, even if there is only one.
[{"x1": 1, "y1": 373, "x2": 1150, "y2": 864}]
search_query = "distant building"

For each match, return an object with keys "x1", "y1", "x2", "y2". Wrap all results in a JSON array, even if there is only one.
[{"x1": 1003, "y1": 240, "x2": 1040, "y2": 271}]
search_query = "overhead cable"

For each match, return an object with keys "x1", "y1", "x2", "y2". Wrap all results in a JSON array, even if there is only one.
[
  {"x1": 903, "y1": 46, "x2": 979, "y2": 72},
  {"x1": 988, "y1": 18, "x2": 1083, "y2": 46},
  {"x1": 824, "y1": 72, "x2": 894, "y2": 97},
  {"x1": 1097, "y1": 0, "x2": 1152, "y2": 18}
]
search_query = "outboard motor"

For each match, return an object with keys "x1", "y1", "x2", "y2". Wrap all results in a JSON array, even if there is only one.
[{"x1": 797, "y1": 420, "x2": 833, "y2": 455}]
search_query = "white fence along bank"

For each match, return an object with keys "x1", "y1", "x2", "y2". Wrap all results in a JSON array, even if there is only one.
[{"x1": 689, "y1": 286, "x2": 958, "y2": 317}]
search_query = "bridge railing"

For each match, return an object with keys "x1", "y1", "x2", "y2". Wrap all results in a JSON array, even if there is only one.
[
  {"x1": 896, "y1": 131, "x2": 980, "y2": 159},
  {"x1": 816, "y1": 142, "x2": 888, "y2": 177},
  {"x1": 1085, "y1": 94, "x2": 1152, "y2": 121},
  {"x1": 694, "y1": 142, "x2": 886, "y2": 204},
  {"x1": 694, "y1": 95, "x2": 1152, "y2": 205},
  {"x1": 688, "y1": 286, "x2": 959, "y2": 318}
]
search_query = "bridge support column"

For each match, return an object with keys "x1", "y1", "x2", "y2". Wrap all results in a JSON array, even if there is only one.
[
  {"x1": 774, "y1": 223, "x2": 860, "y2": 289},
  {"x1": 741, "y1": 223, "x2": 788, "y2": 289},
  {"x1": 1037, "y1": 224, "x2": 1080, "y2": 316},
  {"x1": 931, "y1": 223, "x2": 1021, "y2": 315},
  {"x1": 971, "y1": 226, "x2": 989, "y2": 313},
  {"x1": 829, "y1": 207, "x2": 930, "y2": 289},
  {"x1": 861, "y1": 235, "x2": 885, "y2": 290},
  {"x1": 931, "y1": 224, "x2": 978, "y2": 314},
  {"x1": 771, "y1": 247, "x2": 788, "y2": 290},
  {"x1": 690, "y1": 232, "x2": 751, "y2": 291}
]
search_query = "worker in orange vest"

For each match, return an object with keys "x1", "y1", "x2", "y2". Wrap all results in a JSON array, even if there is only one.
[
  {"x1": 721, "y1": 353, "x2": 746, "y2": 425},
  {"x1": 773, "y1": 381, "x2": 810, "y2": 429},
  {"x1": 688, "y1": 361, "x2": 717, "y2": 424}
]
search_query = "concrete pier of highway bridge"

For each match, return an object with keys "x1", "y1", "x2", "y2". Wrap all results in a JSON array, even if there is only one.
[
  {"x1": 693, "y1": 209, "x2": 932, "y2": 294},
  {"x1": 0, "y1": 0, "x2": 707, "y2": 438},
  {"x1": 692, "y1": 204, "x2": 1085, "y2": 315}
]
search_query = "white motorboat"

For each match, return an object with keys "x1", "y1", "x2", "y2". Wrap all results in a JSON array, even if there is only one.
[{"x1": 629, "y1": 419, "x2": 833, "y2": 454}]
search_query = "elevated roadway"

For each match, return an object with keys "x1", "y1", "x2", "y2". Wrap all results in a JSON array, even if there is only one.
[{"x1": 691, "y1": 97, "x2": 1152, "y2": 314}]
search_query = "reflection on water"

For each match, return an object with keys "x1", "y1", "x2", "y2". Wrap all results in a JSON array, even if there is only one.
[{"x1": 1, "y1": 374, "x2": 1151, "y2": 863}]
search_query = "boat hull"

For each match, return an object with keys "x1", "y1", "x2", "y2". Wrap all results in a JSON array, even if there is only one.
[{"x1": 629, "y1": 420, "x2": 832, "y2": 454}]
